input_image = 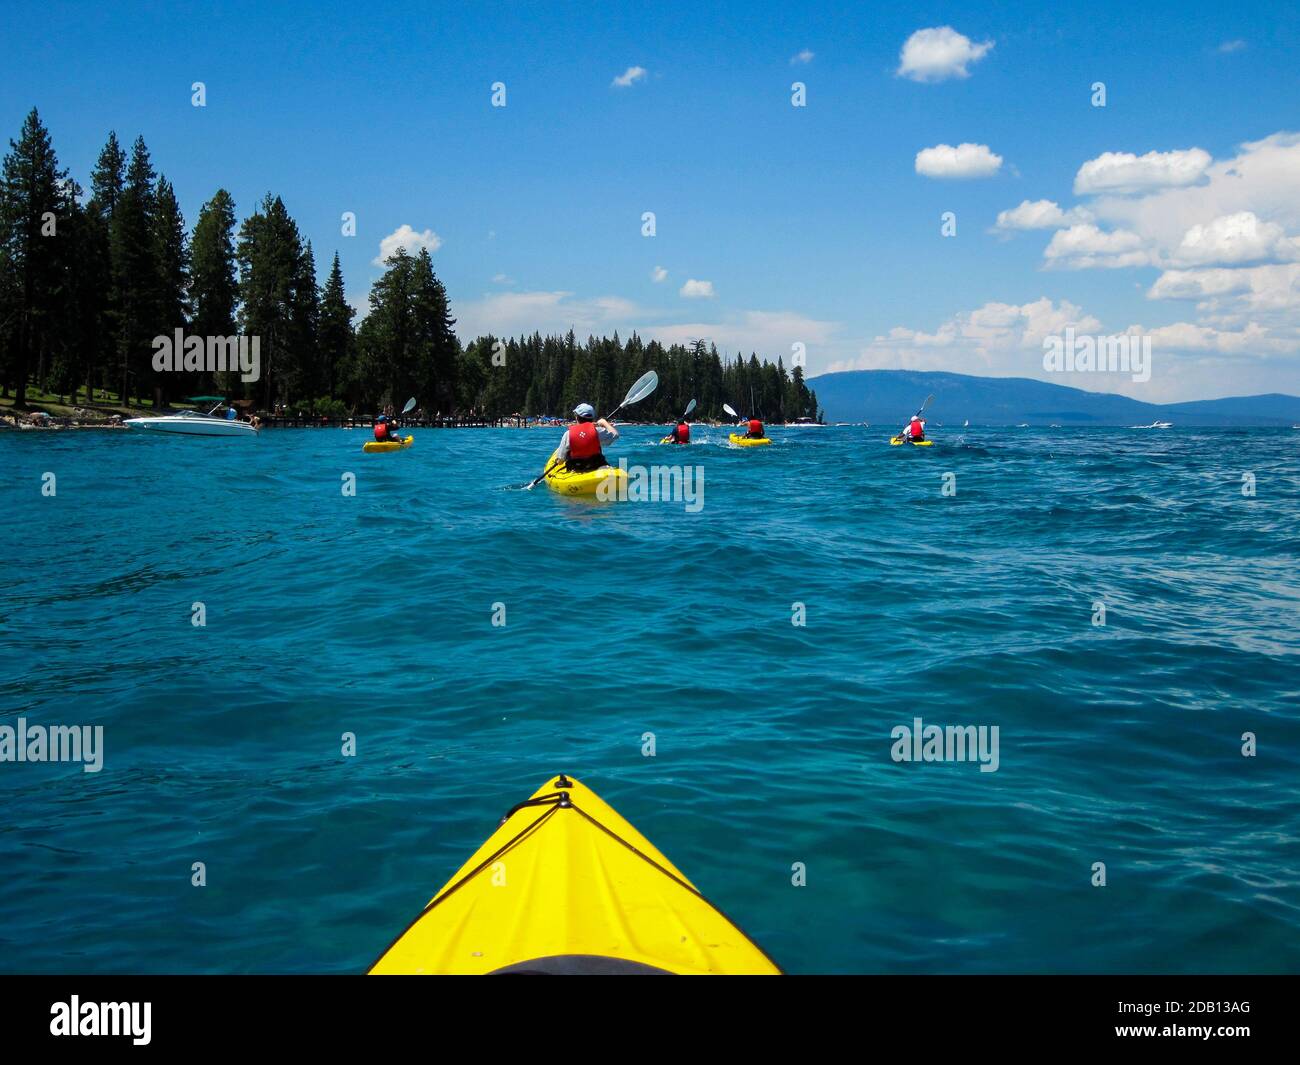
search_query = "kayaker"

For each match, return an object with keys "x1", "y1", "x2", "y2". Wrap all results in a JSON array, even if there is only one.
[
  {"x1": 373, "y1": 414, "x2": 405, "y2": 445},
  {"x1": 556, "y1": 403, "x2": 618, "y2": 472},
  {"x1": 667, "y1": 420, "x2": 690, "y2": 444},
  {"x1": 902, "y1": 415, "x2": 926, "y2": 443},
  {"x1": 742, "y1": 417, "x2": 765, "y2": 439}
]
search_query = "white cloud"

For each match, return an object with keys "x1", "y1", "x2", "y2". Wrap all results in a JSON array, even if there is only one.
[
  {"x1": 995, "y1": 199, "x2": 1092, "y2": 231},
  {"x1": 680, "y1": 279, "x2": 716, "y2": 299},
  {"x1": 456, "y1": 290, "x2": 640, "y2": 340},
  {"x1": 612, "y1": 66, "x2": 647, "y2": 88},
  {"x1": 1088, "y1": 134, "x2": 1300, "y2": 245},
  {"x1": 1148, "y1": 263, "x2": 1300, "y2": 322},
  {"x1": 1073, "y1": 148, "x2": 1212, "y2": 195},
  {"x1": 1044, "y1": 224, "x2": 1151, "y2": 269},
  {"x1": 824, "y1": 295, "x2": 1300, "y2": 398},
  {"x1": 492, "y1": 273, "x2": 514, "y2": 285},
  {"x1": 642, "y1": 310, "x2": 841, "y2": 359},
  {"x1": 1053, "y1": 133, "x2": 1300, "y2": 335},
  {"x1": 915, "y1": 142, "x2": 1003, "y2": 179},
  {"x1": 1173, "y1": 211, "x2": 1300, "y2": 266},
  {"x1": 1217, "y1": 39, "x2": 1247, "y2": 53},
  {"x1": 850, "y1": 130, "x2": 1300, "y2": 395},
  {"x1": 651, "y1": 266, "x2": 668, "y2": 283},
  {"x1": 790, "y1": 49, "x2": 815, "y2": 64},
  {"x1": 827, "y1": 297, "x2": 1103, "y2": 376},
  {"x1": 897, "y1": 27, "x2": 994, "y2": 82},
  {"x1": 373, "y1": 224, "x2": 442, "y2": 265},
  {"x1": 1140, "y1": 320, "x2": 1272, "y2": 354}
]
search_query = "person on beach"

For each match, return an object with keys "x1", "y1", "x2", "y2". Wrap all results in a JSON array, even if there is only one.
[
  {"x1": 556, "y1": 403, "x2": 618, "y2": 472},
  {"x1": 902, "y1": 415, "x2": 926, "y2": 443}
]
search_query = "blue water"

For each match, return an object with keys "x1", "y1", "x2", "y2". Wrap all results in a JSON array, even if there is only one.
[{"x1": 2, "y1": 424, "x2": 1298, "y2": 974}]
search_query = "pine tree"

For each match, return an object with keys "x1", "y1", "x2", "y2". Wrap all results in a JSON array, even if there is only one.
[
  {"x1": 287, "y1": 239, "x2": 320, "y2": 403},
  {"x1": 49, "y1": 182, "x2": 110, "y2": 403},
  {"x1": 236, "y1": 193, "x2": 303, "y2": 408},
  {"x1": 318, "y1": 251, "x2": 354, "y2": 402},
  {"x1": 78, "y1": 133, "x2": 127, "y2": 404},
  {"x1": 0, "y1": 108, "x2": 69, "y2": 408},
  {"x1": 152, "y1": 176, "x2": 189, "y2": 405},
  {"x1": 410, "y1": 248, "x2": 459, "y2": 412},
  {"x1": 189, "y1": 189, "x2": 238, "y2": 394},
  {"x1": 110, "y1": 136, "x2": 160, "y2": 406},
  {"x1": 88, "y1": 132, "x2": 126, "y2": 219}
]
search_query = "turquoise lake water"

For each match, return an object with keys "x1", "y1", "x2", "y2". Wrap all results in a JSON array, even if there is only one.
[{"x1": 1, "y1": 424, "x2": 1298, "y2": 973}]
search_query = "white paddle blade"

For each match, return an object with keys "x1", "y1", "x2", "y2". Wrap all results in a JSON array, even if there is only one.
[
  {"x1": 623, "y1": 370, "x2": 658, "y2": 406},
  {"x1": 683, "y1": 398, "x2": 698, "y2": 417},
  {"x1": 402, "y1": 397, "x2": 417, "y2": 414},
  {"x1": 723, "y1": 403, "x2": 739, "y2": 419}
]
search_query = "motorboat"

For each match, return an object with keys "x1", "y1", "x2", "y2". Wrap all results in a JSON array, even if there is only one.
[{"x1": 125, "y1": 405, "x2": 258, "y2": 437}]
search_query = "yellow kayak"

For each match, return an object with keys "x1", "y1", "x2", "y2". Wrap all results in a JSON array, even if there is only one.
[
  {"x1": 369, "y1": 774, "x2": 781, "y2": 975},
  {"x1": 542, "y1": 450, "x2": 627, "y2": 498},
  {"x1": 729, "y1": 433, "x2": 771, "y2": 447},
  {"x1": 362, "y1": 435, "x2": 413, "y2": 452},
  {"x1": 889, "y1": 436, "x2": 933, "y2": 447}
]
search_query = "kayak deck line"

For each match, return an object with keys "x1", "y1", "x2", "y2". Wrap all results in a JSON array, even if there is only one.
[{"x1": 369, "y1": 774, "x2": 782, "y2": 975}]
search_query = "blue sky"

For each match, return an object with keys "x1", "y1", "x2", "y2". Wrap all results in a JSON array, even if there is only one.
[{"x1": 3, "y1": 1, "x2": 1298, "y2": 400}]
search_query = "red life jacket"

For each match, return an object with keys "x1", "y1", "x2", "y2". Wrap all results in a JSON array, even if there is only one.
[
  {"x1": 909, "y1": 418, "x2": 924, "y2": 440},
  {"x1": 673, "y1": 422, "x2": 690, "y2": 443},
  {"x1": 748, "y1": 419, "x2": 763, "y2": 437},
  {"x1": 374, "y1": 421, "x2": 390, "y2": 441},
  {"x1": 568, "y1": 421, "x2": 601, "y2": 460}
]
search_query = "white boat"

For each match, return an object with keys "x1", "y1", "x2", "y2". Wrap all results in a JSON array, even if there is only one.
[
  {"x1": 126, "y1": 406, "x2": 258, "y2": 437},
  {"x1": 1130, "y1": 421, "x2": 1173, "y2": 429}
]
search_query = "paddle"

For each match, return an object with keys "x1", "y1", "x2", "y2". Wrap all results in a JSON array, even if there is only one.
[
  {"x1": 393, "y1": 396, "x2": 416, "y2": 442},
  {"x1": 527, "y1": 371, "x2": 659, "y2": 488},
  {"x1": 898, "y1": 394, "x2": 935, "y2": 442},
  {"x1": 665, "y1": 398, "x2": 697, "y2": 442},
  {"x1": 723, "y1": 402, "x2": 741, "y2": 424}
]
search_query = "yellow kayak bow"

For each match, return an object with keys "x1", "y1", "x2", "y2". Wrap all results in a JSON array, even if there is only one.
[{"x1": 369, "y1": 774, "x2": 781, "y2": 975}]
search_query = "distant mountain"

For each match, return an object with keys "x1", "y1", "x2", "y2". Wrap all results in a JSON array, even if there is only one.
[{"x1": 808, "y1": 370, "x2": 1300, "y2": 427}]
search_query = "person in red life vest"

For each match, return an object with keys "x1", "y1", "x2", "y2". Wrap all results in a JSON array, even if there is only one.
[
  {"x1": 373, "y1": 414, "x2": 408, "y2": 445},
  {"x1": 666, "y1": 420, "x2": 690, "y2": 444},
  {"x1": 902, "y1": 416, "x2": 925, "y2": 442},
  {"x1": 555, "y1": 402, "x2": 618, "y2": 472},
  {"x1": 743, "y1": 417, "x2": 765, "y2": 439}
]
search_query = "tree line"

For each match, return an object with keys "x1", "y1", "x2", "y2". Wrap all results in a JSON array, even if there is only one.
[
  {"x1": 460, "y1": 333, "x2": 819, "y2": 423},
  {"x1": 0, "y1": 108, "x2": 819, "y2": 422}
]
